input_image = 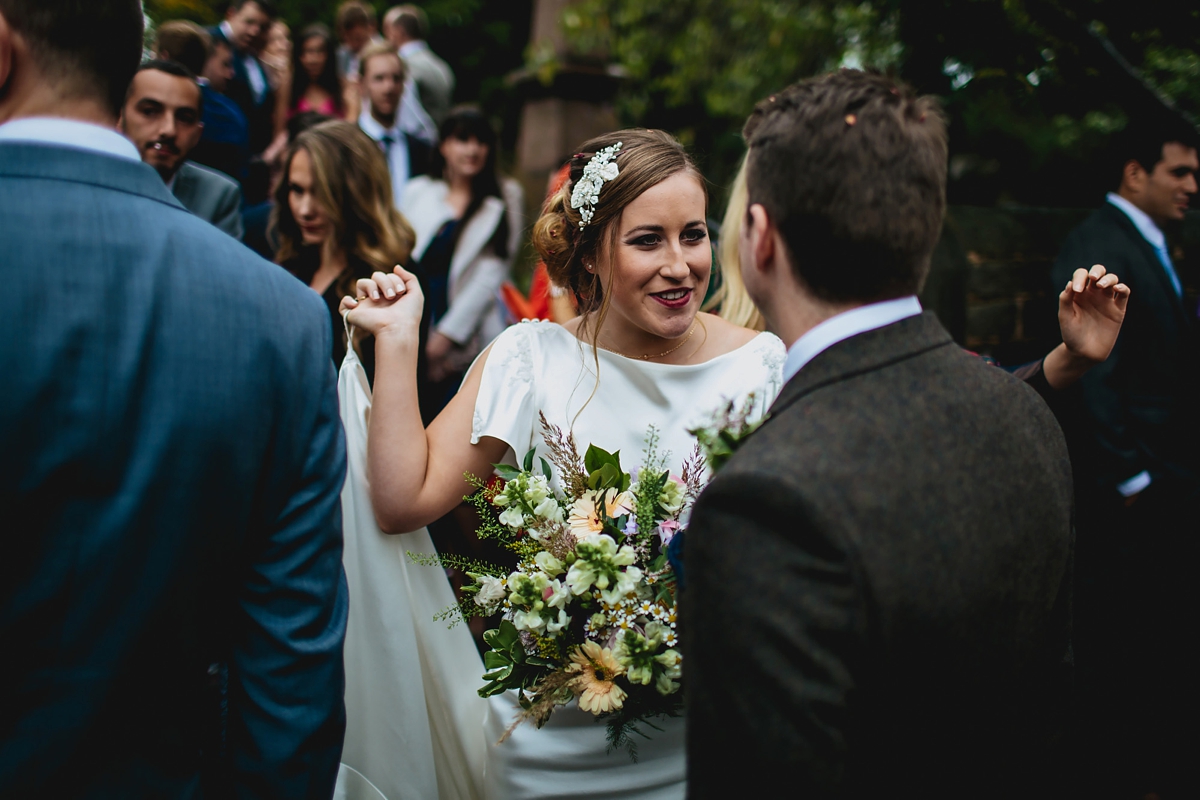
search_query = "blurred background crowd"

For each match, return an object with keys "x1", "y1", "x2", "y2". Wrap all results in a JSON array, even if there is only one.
[{"x1": 141, "y1": 0, "x2": 1200, "y2": 367}]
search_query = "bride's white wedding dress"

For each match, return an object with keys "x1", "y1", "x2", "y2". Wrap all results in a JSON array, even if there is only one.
[{"x1": 337, "y1": 320, "x2": 784, "y2": 799}]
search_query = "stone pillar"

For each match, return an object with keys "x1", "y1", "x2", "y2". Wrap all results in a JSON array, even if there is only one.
[{"x1": 513, "y1": 0, "x2": 621, "y2": 206}]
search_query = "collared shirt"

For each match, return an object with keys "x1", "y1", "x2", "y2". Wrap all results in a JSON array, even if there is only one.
[
  {"x1": 1106, "y1": 191, "x2": 1182, "y2": 296},
  {"x1": 221, "y1": 20, "x2": 267, "y2": 103},
  {"x1": 358, "y1": 109, "x2": 410, "y2": 202},
  {"x1": 0, "y1": 116, "x2": 139, "y2": 162},
  {"x1": 781, "y1": 295, "x2": 923, "y2": 384},
  {"x1": 398, "y1": 40, "x2": 430, "y2": 60}
]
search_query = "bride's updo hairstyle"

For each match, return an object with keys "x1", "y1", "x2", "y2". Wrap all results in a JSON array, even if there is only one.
[{"x1": 531, "y1": 129, "x2": 706, "y2": 326}]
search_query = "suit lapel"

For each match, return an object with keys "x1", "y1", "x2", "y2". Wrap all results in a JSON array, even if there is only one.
[
  {"x1": 1101, "y1": 203, "x2": 1188, "y2": 324},
  {"x1": 766, "y1": 311, "x2": 955, "y2": 422}
]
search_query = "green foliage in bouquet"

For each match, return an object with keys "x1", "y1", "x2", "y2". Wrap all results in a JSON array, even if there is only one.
[{"x1": 413, "y1": 413, "x2": 700, "y2": 758}]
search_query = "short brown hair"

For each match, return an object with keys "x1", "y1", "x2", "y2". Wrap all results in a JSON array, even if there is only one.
[
  {"x1": 155, "y1": 20, "x2": 211, "y2": 77},
  {"x1": 357, "y1": 41, "x2": 406, "y2": 81},
  {"x1": 336, "y1": 0, "x2": 376, "y2": 34},
  {"x1": 744, "y1": 70, "x2": 947, "y2": 303},
  {"x1": 0, "y1": 0, "x2": 144, "y2": 116}
]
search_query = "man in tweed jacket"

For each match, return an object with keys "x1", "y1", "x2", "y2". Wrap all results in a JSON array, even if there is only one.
[{"x1": 684, "y1": 71, "x2": 1075, "y2": 799}]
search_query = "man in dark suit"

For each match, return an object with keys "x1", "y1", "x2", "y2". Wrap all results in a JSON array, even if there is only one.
[
  {"x1": 210, "y1": 0, "x2": 276, "y2": 203},
  {"x1": 1051, "y1": 122, "x2": 1199, "y2": 797},
  {"x1": 685, "y1": 71, "x2": 1076, "y2": 798},
  {"x1": 356, "y1": 42, "x2": 432, "y2": 203},
  {"x1": 0, "y1": 2, "x2": 347, "y2": 796},
  {"x1": 121, "y1": 60, "x2": 243, "y2": 240}
]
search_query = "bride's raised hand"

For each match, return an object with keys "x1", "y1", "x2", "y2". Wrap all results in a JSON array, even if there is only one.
[{"x1": 340, "y1": 264, "x2": 424, "y2": 338}]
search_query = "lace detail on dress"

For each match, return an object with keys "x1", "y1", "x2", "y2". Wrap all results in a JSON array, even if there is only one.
[
  {"x1": 756, "y1": 334, "x2": 787, "y2": 374},
  {"x1": 472, "y1": 409, "x2": 485, "y2": 441},
  {"x1": 499, "y1": 322, "x2": 537, "y2": 389}
]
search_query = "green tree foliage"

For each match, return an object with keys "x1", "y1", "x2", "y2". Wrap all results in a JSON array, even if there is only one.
[
  {"x1": 564, "y1": 0, "x2": 901, "y2": 190},
  {"x1": 563, "y1": 0, "x2": 1199, "y2": 206}
]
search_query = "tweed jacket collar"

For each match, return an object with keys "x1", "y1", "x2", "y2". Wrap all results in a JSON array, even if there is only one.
[
  {"x1": 766, "y1": 310, "x2": 956, "y2": 421},
  {"x1": 0, "y1": 141, "x2": 184, "y2": 211}
]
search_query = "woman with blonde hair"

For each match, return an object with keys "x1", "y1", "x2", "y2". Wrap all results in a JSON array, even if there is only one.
[
  {"x1": 273, "y1": 119, "x2": 414, "y2": 379},
  {"x1": 342, "y1": 128, "x2": 786, "y2": 797},
  {"x1": 704, "y1": 156, "x2": 766, "y2": 331}
]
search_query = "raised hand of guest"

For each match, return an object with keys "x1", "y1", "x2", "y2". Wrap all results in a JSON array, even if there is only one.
[
  {"x1": 1042, "y1": 263, "x2": 1130, "y2": 389},
  {"x1": 340, "y1": 264, "x2": 424, "y2": 339}
]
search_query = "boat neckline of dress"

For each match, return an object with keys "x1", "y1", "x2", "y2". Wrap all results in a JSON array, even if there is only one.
[{"x1": 532, "y1": 321, "x2": 777, "y2": 369}]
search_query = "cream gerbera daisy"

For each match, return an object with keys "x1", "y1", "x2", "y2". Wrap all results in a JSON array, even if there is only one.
[
  {"x1": 568, "y1": 641, "x2": 627, "y2": 714},
  {"x1": 568, "y1": 491, "x2": 605, "y2": 539}
]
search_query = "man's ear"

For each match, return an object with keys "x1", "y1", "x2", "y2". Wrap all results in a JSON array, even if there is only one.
[
  {"x1": 1121, "y1": 159, "x2": 1147, "y2": 195},
  {"x1": 746, "y1": 203, "x2": 776, "y2": 277}
]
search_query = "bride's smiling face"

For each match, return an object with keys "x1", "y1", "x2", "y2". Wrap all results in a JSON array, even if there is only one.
[{"x1": 597, "y1": 171, "x2": 710, "y2": 344}]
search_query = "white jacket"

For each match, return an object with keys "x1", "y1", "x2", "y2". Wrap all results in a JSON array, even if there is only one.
[{"x1": 400, "y1": 175, "x2": 524, "y2": 362}]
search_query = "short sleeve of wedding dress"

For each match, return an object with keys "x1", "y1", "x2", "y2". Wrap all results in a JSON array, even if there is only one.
[{"x1": 468, "y1": 320, "x2": 543, "y2": 455}]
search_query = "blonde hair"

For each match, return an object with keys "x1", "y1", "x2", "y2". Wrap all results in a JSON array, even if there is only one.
[
  {"x1": 703, "y1": 155, "x2": 766, "y2": 331},
  {"x1": 358, "y1": 41, "x2": 407, "y2": 82},
  {"x1": 273, "y1": 120, "x2": 415, "y2": 299}
]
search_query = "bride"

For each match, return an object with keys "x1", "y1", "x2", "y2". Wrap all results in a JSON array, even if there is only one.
[{"x1": 341, "y1": 128, "x2": 786, "y2": 798}]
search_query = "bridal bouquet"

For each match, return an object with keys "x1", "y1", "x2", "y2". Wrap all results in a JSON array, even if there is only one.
[{"x1": 421, "y1": 413, "x2": 706, "y2": 756}]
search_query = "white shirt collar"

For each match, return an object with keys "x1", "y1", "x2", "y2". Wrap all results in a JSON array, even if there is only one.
[
  {"x1": 220, "y1": 20, "x2": 235, "y2": 46},
  {"x1": 782, "y1": 295, "x2": 923, "y2": 384},
  {"x1": 1106, "y1": 191, "x2": 1165, "y2": 251},
  {"x1": 358, "y1": 108, "x2": 400, "y2": 140},
  {"x1": 0, "y1": 117, "x2": 140, "y2": 162},
  {"x1": 399, "y1": 40, "x2": 428, "y2": 59}
]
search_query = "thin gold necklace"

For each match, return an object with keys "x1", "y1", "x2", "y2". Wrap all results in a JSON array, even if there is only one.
[{"x1": 601, "y1": 321, "x2": 697, "y2": 361}]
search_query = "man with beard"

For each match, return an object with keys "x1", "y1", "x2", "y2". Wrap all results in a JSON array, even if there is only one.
[
  {"x1": 356, "y1": 42, "x2": 431, "y2": 203},
  {"x1": 121, "y1": 60, "x2": 243, "y2": 240}
]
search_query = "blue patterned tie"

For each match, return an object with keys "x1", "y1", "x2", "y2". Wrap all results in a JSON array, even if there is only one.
[{"x1": 1154, "y1": 241, "x2": 1183, "y2": 298}]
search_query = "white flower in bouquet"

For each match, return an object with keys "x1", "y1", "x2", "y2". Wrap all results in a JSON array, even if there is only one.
[
  {"x1": 615, "y1": 621, "x2": 682, "y2": 696},
  {"x1": 657, "y1": 478, "x2": 686, "y2": 516},
  {"x1": 533, "y1": 496, "x2": 565, "y2": 523},
  {"x1": 534, "y1": 551, "x2": 565, "y2": 577},
  {"x1": 497, "y1": 505, "x2": 526, "y2": 529},
  {"x1": 472, "y1": 574, "x2": 507, "y2": 609},
  {"x1": 566, "y1": 534, "x2": 642, "y2": 604},
  {"x1": 524, "y1": 474, "x2": 552, "y2": 506}
]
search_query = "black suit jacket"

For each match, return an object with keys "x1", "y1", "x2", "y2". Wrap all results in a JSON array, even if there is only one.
[
  {"x1": 1051, "y1": 202, "x2": 1199, "y2": 494},
  {"x1": 209, "y1": 25, "x2": 275, "y2": 157},
  {"x1": 685, "y1": 312, "x2": 1075, "y2": 799}
]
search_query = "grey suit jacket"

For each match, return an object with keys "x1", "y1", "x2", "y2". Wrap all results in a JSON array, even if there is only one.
[
  {"x1": 685, "y1": 312, "x2": 1074, "y2": 799},
  {"x1": 401, "y1": 42, "x2": 455, "y2": 124},
  {"x1": 0, "y1": 142, "x2": 347, "y2": 797},
  {"x1": 172, "y1": 160, "x2": 244, "y2": 241}
]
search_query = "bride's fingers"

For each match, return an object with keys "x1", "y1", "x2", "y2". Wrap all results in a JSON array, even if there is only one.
[
  {"x1": 357, "y1": 277, "x2": 380, "y2": 300},
  {"x1": 340, "y1": 295, "x2": 359, "y2": 312},
  {"x1": 371, "y1": 271, "x2": 401, "y2": 299}
]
